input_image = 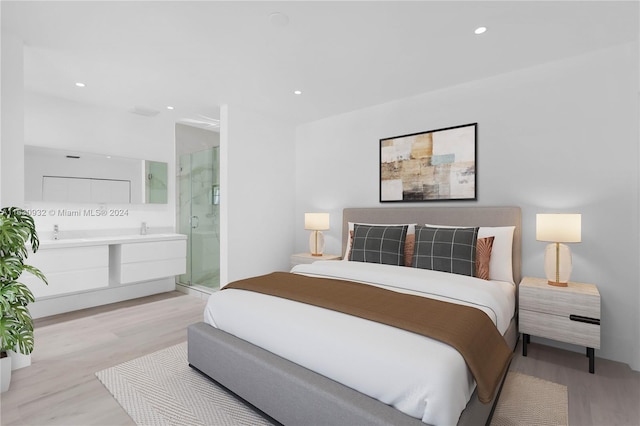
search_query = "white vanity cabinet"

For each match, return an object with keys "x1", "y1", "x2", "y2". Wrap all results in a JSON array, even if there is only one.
[
  {"x1": 27, "y1": 233, "x2": 187, "y2": 319},
  {"x1": 22, "y1": 245, "x2": 109, "y2": 298},
  {"x1": 110, "y1": 239, "x2": 187, "y2": 284}
]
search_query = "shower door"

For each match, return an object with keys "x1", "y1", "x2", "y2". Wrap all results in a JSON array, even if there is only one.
[{"x1": 178, "y1": 148, "x2": 220, "y2": 290}]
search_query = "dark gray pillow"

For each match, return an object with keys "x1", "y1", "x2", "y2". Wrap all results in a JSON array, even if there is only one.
[
  {"x1": 412, "y1": 225, "x2": 479, "y2": 277},
  {"x1": 350, "y1": 224, "x2": 408, "y2": 266}
]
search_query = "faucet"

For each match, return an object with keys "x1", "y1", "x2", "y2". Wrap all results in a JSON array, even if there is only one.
[
  {"x1": 140, "y1": 222, "x2": 148, "y2": 235},
  {"x1": 53, "y1": 224, "x2": 59, "y2": 240}
]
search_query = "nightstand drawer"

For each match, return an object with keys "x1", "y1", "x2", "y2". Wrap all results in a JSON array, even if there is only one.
[
  {"x1": 520, "y1": 309, "x2": 600, "y2": 349},
  {"x1": 520, "y1": 279, "x2": 600, "y2": 319}
]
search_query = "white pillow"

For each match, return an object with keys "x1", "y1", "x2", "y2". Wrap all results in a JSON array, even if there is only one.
[
  {"x1": 424, "y1": 224, "x2": 515, "y2": 284},
  {"x1": 344, "y1": 222, "x2": 416, "y2": 261}
]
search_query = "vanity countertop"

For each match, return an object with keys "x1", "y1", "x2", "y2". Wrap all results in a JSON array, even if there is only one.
[{"x1": 37, "y1": 233, "x2": 187, "y2": 250}]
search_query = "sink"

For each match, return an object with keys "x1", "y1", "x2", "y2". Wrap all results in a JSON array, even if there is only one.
[
  {"x1": 39, "y1": 233, "x2": 185, "y2": 247},
  {"x1": 122, "y1": 233, "x2": 179, "y2": 239},
  {"x1": 39, "y1": 237, "x2": 94, "y2": 246}
]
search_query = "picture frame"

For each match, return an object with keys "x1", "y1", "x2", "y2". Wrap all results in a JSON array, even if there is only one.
[{"x1": 379, "y1": 123, "x2": 477, "y2": 202}]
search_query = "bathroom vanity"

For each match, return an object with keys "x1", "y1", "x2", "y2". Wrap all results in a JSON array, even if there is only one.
[{"x1": 23, "y1": 233, "x2": 187, "y2": 318}]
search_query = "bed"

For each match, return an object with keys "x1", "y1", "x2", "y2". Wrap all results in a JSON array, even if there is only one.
[{"x1": 188, "y1": 206, "x2": 522, "y2": 426}]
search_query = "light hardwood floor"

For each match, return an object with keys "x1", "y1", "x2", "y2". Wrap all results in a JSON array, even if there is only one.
[
  {"x1": 510, "y1": 339, "x2": 640, "y2": 426},
  {"x1": 1, "y1": 291, "x2": 638, "y2": 426},
  {"x1": 1, "y1": 292, "x2": 206, "y2": 426}
]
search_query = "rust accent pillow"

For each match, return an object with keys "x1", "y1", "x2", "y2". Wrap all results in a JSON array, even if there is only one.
[
  {"x1": 348, "y1": 230, "x2": 354, "y2": 259},
  {"x1": 475, "y1": 236, "x2": 494, "y2": 280},
  {"x1": 404, "y1": 233, "x2": 415, "y2": 267}
]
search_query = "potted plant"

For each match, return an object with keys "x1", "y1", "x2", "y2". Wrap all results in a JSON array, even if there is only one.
[{"x1": 0, "y1": 207, "x2": 47, "y2": 392}]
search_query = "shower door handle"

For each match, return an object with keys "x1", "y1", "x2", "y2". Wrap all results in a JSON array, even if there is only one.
[{"x1": 191, "y1": 216, "x2": 199, "y2": 229}]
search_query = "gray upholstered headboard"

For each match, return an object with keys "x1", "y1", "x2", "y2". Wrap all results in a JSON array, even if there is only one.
[{"x1": 342, "y1": 206, "x2": 522, "y2": 284}]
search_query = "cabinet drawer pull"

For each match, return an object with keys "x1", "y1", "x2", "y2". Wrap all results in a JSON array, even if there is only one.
[{"x1": 569, "y1": 314, "x2": 600, "y2": 325}]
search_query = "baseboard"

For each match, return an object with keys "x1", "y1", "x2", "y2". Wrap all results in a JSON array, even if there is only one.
[
  {"x1": 176, "y1": 283, "x2": 214, "y2": 299},
  {"x1": 29, "y1": 278, "x2": 176, "y2": 319}
]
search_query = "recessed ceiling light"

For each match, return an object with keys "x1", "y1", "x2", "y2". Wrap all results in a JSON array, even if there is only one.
[
  {"x1": 167, "y1": 106, "x2": 174, "y2": 110},
  {"x1": 474, "y1": 27, "x2": 487, "y2": 35},
  {"x1": 294, "y1": 90, "x2": 302, "y2": 95},
  {"x1": 269, "y1": 12, "x2": 289, "y2": 27},
  {"x1": 75, "y1": 82, "x2": 86, "y2": 87}
]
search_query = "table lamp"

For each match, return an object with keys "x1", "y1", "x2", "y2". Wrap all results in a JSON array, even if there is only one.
[
  {"x1": 536, "y1": 213, "x2": 581, "y2": 287},
  {"x1": 305, "y1": 213, "x2": 330, "y2": 256}
]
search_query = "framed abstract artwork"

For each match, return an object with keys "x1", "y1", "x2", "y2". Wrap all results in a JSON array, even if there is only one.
[{"x1": 379, "y1": 123, "x2": 477, "y2": 202}]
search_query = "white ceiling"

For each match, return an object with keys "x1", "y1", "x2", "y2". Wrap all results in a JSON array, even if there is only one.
[{"x1": 3, "y1": 1, "x2": 638, "y2": 127}]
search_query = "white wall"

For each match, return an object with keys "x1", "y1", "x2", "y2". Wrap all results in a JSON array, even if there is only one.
[
  {"x1": 0, "y1": 31, "x2": 24, "y2": 206},
  {"x1": 220, "y1": 104, "x2": 296, "y2": 285},
  {"x1": 23, "y1": 92, "x2": 176, "y2": 235},
  {"x1": 295, "y1": 43, "x2": 640, "y2": 370},
  {"x1": 176, "y1": 123, "x2": 220, "y2": 154}
]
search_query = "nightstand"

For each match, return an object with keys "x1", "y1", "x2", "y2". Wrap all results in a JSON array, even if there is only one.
[
  {"x1": 519, "y1": 276, "x2": 601, "y2": 373},
  {"x1": 290, "y1": 253, "x2": 341, "y2": 268}
]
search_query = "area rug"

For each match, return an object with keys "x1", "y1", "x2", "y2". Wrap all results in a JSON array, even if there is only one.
[
  {"x1": 490, "y1": 371, "x2": 568, "y2": 426},
  {"x1": 96, "y1": 342, "x2": 274, "y2": 426},
  {"x1": 97, "y1": 343, "x2": 568, "y2": 426}
]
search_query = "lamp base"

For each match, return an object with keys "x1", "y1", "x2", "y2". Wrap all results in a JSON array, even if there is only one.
[
  {"x1": 309, "y1": 230, "x2": 325, "y2": 257},
  {"x1": 544, "y1": 243, "x2": 572, "y2": 286}
]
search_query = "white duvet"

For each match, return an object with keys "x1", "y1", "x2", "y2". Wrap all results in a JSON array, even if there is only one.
[{"x1": 204, "y1": 261, "x2": 515, "y2": 426}]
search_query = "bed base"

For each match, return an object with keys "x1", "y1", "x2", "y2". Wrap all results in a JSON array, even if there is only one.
[{"x1": 188, "y1": 318, "x2": 517, "y2": 426}]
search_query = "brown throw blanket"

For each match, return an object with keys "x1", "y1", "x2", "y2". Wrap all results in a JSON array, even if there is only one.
[{"x1": 224, "y1": 272, "x2": 512, "y2": 404}]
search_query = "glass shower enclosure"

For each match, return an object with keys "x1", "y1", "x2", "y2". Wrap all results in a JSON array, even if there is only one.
[{"x1": 178, "y1": 147, "x2": 220, "y2": 290}]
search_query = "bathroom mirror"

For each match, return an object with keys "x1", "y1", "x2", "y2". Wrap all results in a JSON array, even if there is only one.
[{"x1": 24, "y1": 145, "x2": 168, "y2": 204}]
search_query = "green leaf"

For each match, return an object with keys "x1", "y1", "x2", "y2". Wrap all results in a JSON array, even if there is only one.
[
  {"x1": 0, "y1": 316, "x2": 20, "y2": 353},
  {"x1": 0, "y1": 282, "x2": 34, "y2": 307},
  {"x1": 0, "y1": 305, "x2": 34, "y2": 354},
  {"x1": 12, "y1": 323, "x2": 34, "y2": 355},
  {"x1": 22, "y1": 265, "x2": 48, "y2": 286},
  {"x1": 11, "y1": 305, "x2": 33, "y2": 332},
  {"x1": 0, "y1": 291, "x2": 11, "y2": 313},
  {"x1": 0, "y1": 226, "x2": 24, "y2": 258},
  {"x1": 0, "y1": 207, "x2": 38, "y2": 257},
  {"x1": 0, "y1": 255, "x2": 24, "y2": 282}
]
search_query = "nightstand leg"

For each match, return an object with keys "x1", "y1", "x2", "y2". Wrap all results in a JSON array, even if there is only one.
[
  {"x1": 587, "y1": 347, "x2": 595, "y2": 373},
  {"x1": 522, "y1": 333, "x2": 529, "y2": 356}
]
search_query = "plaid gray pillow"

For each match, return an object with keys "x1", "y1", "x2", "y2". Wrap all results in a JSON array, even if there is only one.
[
  {"x1": 412, "y1": 225, "x2": 479, "y2": 277},
  {"x1": 350, "y1": 224, "x2": 408, "y2": 266}
]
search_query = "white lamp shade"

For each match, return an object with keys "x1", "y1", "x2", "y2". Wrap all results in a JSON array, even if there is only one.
[
  {"x1": 536, "y1": 214, "x2": 581, "y2": 243},
  {"x1": 304, "y1": 213, "x2": 330, "y2": 231}
]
